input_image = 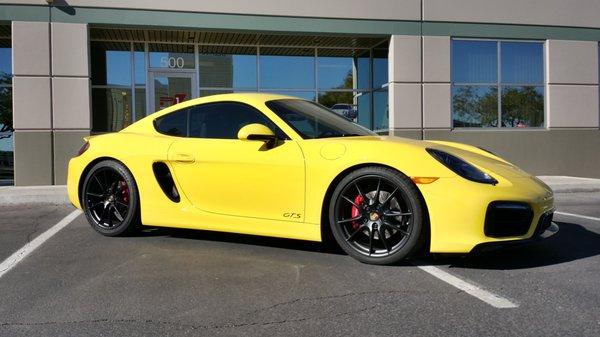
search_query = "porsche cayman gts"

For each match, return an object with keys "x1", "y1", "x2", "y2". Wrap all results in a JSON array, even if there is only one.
[{"x1": 67, "y1": 93, "x2": 557, "y2": 265}]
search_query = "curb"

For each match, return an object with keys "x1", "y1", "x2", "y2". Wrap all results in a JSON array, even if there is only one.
[{"x1": 0, "y1": 186, "x2": 70, "y2": 206}]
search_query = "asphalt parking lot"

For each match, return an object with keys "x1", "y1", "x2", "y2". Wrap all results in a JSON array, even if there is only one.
[{"x1": 0, "y1": 192, "x2": 599, "y2": 337}]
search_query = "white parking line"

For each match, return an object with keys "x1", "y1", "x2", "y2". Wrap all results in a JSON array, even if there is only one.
[
  {"x1": 0, "y1": 209, "x2": 82, "y2": 279},
  {"x1": 416, "y1": 265, "x2": 518, "y2": 309},
  {"x1": 555, "y1": 211, "x2": 600, "y2": 223}
]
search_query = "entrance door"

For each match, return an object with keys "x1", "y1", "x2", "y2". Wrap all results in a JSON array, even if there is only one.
[{"x1": 148, "y1": 72, "x2": 196, "y2": 113}]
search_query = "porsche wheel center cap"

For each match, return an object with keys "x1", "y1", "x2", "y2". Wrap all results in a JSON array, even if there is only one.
[{"x1": 369, "y1": 212, "x2": 380, "y2": 221}]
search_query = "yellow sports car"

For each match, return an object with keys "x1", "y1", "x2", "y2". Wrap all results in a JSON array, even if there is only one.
[{"x1": 67, "y1": 93, "x2": 557, "y2": 265}]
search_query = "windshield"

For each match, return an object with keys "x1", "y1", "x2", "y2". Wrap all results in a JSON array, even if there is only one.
[{"x1": 265, "y1": 99, "x2": 376, "y2": 139}]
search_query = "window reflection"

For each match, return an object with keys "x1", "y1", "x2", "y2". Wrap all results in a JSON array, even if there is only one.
[
  {"x1": 92, "y1": 88, "x2": 132, "y2": 132},
  {"x1": 91, "y1": 42, "x2": 132, "y2": 86},
  {"x1": 0, "y1": 34, "x2": 13, "y2": 185},
  {"x1": 149, "y1": 43, "x2": 195, "y2": 69},
  {"x1": 90, "y1": 36, "x2": 390, "y2": 133},
  {"x1": 260, "y1": 48, "x2": 314, "y2": 89},
  {"x1": 452, "y1": 85, "x2": 498, "y2": 127},
  {"x1": 373, "y1": 88, "x2": 389, "y2": 132},
  {"x1": 199, "y1": 46, "x2": 257, "y2": 89},
  {"x1": 451, "y1": 39, "x2": 544, "y2": 128}
]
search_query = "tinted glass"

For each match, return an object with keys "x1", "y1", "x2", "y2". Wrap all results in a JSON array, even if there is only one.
[
  {"x1": 452, "y1": 40, "x2": 498, "y2": 83},
  {"x1": 264, "y1": 91, "x2": 315, "y2": 101},
  {"x1": 90, "y1": 42, "x2": 132, "y2": 86},
  {"x1": 317, "y1": 55, "x2": 353, "y2": 90},
  {"x1": 91, "y1": 88, "x2": 132, "y2": 132},
  {"x1": 199, "y1": 46, "x2": 257, "y2": 89},
  {"x1": 134, "y1": 44, "x2": 146, "y2": 85},
  {"x1": 356, "y1": 92, "x2": 372, "y2": 129},
  {"x1": 259, "y1": 48, "x2": 314, "y2": 89},
  {"x1": 372, "y1": 47, "x2": 388, "y2": 88},
  {"x1": 154, "y1": 109, "x2": 187, "y2": 136},
  {"x1": 0, "y1": 44, "x2": 11, "y2": 81},
  {"x1": 501, "y1": 86, "x2": 544, "y2": 127},
  {"x1": 149, "y1": 43, "x2": 195, "y2": 69},
  {"x1": 266, "y1": 99, "x2": 375, "y2": 139},
  {"x1": 373, "y1": 88, "x2": 389, "y2": 132},
  {"x1": 189, "y1": 102, "x2": 284, "y2": 139},
  {"x1": 501, "y1": 42, "x2": 544, "y2": 84},
  {"x1": 452, "y1": 85, "x2": 498, "y2": 127}
]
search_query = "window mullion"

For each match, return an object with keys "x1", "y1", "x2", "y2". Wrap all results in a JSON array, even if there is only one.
[{"x1": 497, "y1": 41, "x2": 502, "y2": 128}]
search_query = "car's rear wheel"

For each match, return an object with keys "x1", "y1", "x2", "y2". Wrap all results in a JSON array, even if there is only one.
[
  {"x1": 328, "y1": 166, "x2": 424, "y2": 265},
  {"x1": 81, "y1": 160, "x2": 140, "y2": 236}
]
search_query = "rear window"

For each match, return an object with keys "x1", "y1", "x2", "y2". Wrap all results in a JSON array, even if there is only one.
[{"x1": 154, "y1": 109, "x2": 187, "y2": 136}]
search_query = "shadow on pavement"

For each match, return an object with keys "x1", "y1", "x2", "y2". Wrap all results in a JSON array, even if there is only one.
[
  {"x1": 135, "y1": 221, "x2": 599, "y2": 269},
  {"x1": 138, "y1": 226, "x2": 346, "y2": 255},
  {"x1": 427, "y1": 221, "x2": 600, "y2": 270}
]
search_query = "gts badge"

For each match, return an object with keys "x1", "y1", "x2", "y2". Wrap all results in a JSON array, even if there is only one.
[{"x1": 283, "y1": 212, "x2": 301, "y2": 219}]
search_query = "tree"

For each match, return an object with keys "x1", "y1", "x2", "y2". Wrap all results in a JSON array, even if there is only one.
[{"x1": 318, "y1": 70, "x2": 354, "y2": 108}]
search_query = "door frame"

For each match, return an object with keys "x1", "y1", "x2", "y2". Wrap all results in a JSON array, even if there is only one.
[{"x1": 147, "y1": 71, "x2": 198, "y2": 114}]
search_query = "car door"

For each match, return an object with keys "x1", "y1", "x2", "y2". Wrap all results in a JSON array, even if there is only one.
[{"x1": 164, "y1": 102, "x2": 306, "y2": 222}]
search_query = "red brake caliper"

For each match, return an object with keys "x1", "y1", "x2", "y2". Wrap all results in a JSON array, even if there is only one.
[
  {"x1": 120, "y1": 181, "x2": 130, "y2": 204},
  {"x1": 351, "y1": 195, "x2": 364, "y2": 230}
]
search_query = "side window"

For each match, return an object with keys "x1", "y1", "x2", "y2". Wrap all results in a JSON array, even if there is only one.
[
  {"x1": 154, "y1": 109, "x2": 188, "y2": 136},
  {"x1": 189, "y1": 102, "x2": 286, "y2": 139}
]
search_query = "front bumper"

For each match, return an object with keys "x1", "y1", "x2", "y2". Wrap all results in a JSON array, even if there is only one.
[{"x1": 418, "y1": 175, "x2": 555, "y2": 253}]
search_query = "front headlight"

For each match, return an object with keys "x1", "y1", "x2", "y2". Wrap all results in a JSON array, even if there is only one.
[{"x1": 426, "y1": 148, "x2": 498, "y2": 185}]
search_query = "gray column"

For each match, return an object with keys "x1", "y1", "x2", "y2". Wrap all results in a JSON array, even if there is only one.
[
  {"x1": 387, "y1": 35, "x2": 422, "y2": 139},
  {"x1": 546, "y1": 40, "x2": 599, "y2": 128},
  {"x1": 51, "y1": 22, "x2": 91, "y2": 185},
  {"x1": 12, "y1": 21, "x2": 53, "y2": 186},
  {"x1": 12, "y1": 21, "x2": 90, "y2": 186}
]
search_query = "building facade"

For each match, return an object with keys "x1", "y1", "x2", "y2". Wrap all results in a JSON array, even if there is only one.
[{"x1": 0, "y1": 0, "x2": 599, "y2": 186}]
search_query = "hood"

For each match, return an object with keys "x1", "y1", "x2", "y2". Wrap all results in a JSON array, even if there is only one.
[{"x1": 327, "y1": 136, "x2": 531, "y2": 179}]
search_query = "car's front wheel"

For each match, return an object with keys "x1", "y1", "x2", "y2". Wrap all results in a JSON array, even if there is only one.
[
  {"x1": 81, "y1": 160, "x2": 140, "y2": 236},
  {"x1": 328, "y1": 166, "x2": 425, "y2": 265}
]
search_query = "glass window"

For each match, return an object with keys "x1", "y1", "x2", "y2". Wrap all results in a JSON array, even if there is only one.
[
  {"x1": 91, "y1": 42, "x2": 132, "y2": 86},
  {"x1": 451, "y1": 39, "x2": 544, "y2": 128},
  {"x1": 134, "y1": 43, "x2": 146, "y2": 85},
  {"x1": 501, "y1": 42, "x2": 544, "y2": 84},
  {"x1": 92, "y1": 88, "x2": 132, "y2": 132},
  {"x1": 372, "y1": 46, "x2": 388, "y2": 88},
  {"x1": 266, "y1": 99, "x2": 375, "y2": 139},
  {"x1": 501, "y1": 86, "x2": 544, "y2": 127},
  {"x1": 199, "y1": 46, "x2": 257, "y2": 89},
  {"x1": 452, "y1": 40, "x2": 497, "y2": 84},
  {"x1": 373, "y1": 88, "x2": 389, "y2": 132},
  {"x1": 188, "y1": 102, "x2": 283, "y2": 139},
  {"x1": 0, "y1": 33, "x2": 13, "y2": 185},
  {"x1": 452, "y1": 85, "x2": 498, "y2": 127},
  {"x1": 263, "y1": 91, "x2": 316, "y2": 102},
  {"x1": 317, "y1": 51, "x2": 354, "y2": 90},
  {"x1": 154, "y1": 109, "x2": 187, "y2": 136},
  {"x1": 259, "y1": 48, "x2": 314, "y2": 89},
  {"x1": 149, "y1": 43, "x2": 195, "y2": 70}
]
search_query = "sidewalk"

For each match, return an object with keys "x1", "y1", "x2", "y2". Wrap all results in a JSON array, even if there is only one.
[
  {"x1": 0, "y1": 185, "x2": 69, "y2": 205},
  {"x1": 537, "y1": 176, "x2": 600, "y2": 193},
  {"x1": 0, "y1": 176, "x2": 599, "y2": 205}
]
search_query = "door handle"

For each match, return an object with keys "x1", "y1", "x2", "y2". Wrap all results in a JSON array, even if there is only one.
[{"x1": 172, "y1": 153, "x2": 195, "y2": 163}]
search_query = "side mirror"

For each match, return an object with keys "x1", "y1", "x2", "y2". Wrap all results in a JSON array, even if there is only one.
[{"x1": 237, "y1": 123, "x2": 276, "y2": 143}]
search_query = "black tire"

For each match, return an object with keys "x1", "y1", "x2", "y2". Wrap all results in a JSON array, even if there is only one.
[
  {"x1": 81, "y1": 160, "x2": 140, "y2": 236},
  {"x1": 328, "y1": 166, "x2": 425, "y2": 265}
]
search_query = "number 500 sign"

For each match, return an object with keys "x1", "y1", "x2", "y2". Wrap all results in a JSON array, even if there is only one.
[{"x1": 160, "y1": 56, "x2": 185, "y2": 69}]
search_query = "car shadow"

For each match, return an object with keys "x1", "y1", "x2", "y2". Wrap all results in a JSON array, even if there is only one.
[
  {"x1": 137, "y1": 221, "x2": 600, "y2": 269},
  {"x1": 138, "y1": 226, "x2": 346, "y2": 255},
  {"x1": 422, "y1": 221, "x2": 600, "y2": 270}
]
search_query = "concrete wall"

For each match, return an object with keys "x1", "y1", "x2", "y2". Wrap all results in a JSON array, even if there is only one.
[{"x1": 11, "y1": 21, "x2": 90, "y2": 186}]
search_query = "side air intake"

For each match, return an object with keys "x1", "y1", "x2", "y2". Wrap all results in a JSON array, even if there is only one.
[{"x1": 152, "y1": 162, "x2": 180, "y2": 202}]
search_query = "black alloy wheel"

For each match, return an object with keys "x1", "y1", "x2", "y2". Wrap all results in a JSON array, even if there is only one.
[
  {"x1": 329, "y1": 166, "x2": 424, "y2": 265},
  {"x1": 82, "y1": 160, "x2": 140, "y2": 236}
]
